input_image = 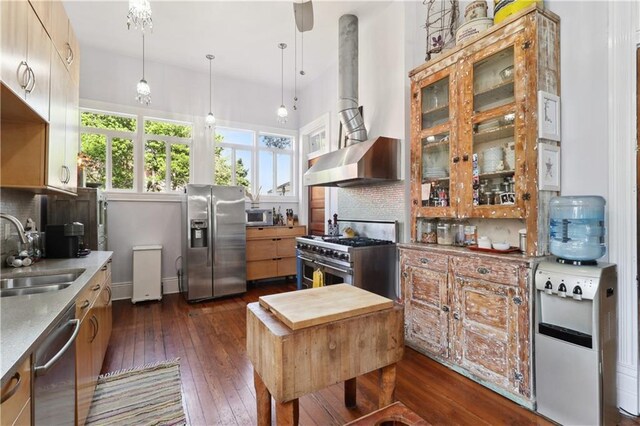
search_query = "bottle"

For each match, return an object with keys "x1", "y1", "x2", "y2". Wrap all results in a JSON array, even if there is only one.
[{"x1": 549, "y1": 196, "x2": 606, "y2": 261}]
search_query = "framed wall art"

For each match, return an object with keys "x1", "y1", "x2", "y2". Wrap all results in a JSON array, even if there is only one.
[
  {"x1": 538, "y1": 91, "x2": 561, "y2": 141},
  {"x1": 538, "y1": 143, "x2": 560, "y2": 191}
]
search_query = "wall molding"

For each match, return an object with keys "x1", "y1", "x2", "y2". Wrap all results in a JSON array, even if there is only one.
[
  {"x1": 112, "y1": 277, "x2": 180, "y2": 301},
  {"x1": 608, "y1": 0, "x2": 639, "y2": 414}
]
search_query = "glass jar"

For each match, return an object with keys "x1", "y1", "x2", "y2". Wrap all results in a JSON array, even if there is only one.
[
  {"x1": 437, "y1": 220, "x2": 453, "y2": 245},
  {"x1": 464, "y1": 225, "x2": 478, "y2": 246},
  {"x1": 419, "y1": 218, "x2": 438, "y2": 244},
  {"x1": 452, "y1": 219, "x2": 467, "y2": 246}
]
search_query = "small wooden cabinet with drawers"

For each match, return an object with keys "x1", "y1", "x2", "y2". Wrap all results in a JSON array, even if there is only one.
[
  {"x1": 0, "y1": 356, "x2": 31, "y2": 426},
  {"x1": 246, "y1": 226, "x2": 306, "y2": 281}
]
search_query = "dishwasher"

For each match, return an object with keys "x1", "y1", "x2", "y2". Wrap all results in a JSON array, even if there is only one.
[{"x1": 33, "y1": 304, "x2": 80, "y2": 426}]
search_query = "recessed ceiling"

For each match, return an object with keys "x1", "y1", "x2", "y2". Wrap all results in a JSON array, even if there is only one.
[{"x1": 64, "y1": 1, "x2": 391, "y2": 90}]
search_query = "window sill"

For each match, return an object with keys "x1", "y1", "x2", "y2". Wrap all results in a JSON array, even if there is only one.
[{"x1": 105, "y1": 191, "x2": 184, "y2": 202}]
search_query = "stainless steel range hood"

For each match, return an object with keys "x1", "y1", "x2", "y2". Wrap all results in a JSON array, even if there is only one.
[{"x1": 303, "y1": 137, "x2": 399, "y2": 187}]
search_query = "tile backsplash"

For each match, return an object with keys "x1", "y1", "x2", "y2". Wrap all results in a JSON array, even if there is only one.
[
  {"x1": 0, "y1": 189, "x2": 41, "y2": 262},
  {"x1": 337, "y1": 181, "x2": 405, "y2": 240}
]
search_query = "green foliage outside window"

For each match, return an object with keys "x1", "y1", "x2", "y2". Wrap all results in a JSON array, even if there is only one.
[
  {"x1": 145, "y1": 140, "x2": 167, "y2": 192},
  {"x1": 81, "y1": 112, "x2": 136, "y2": 132},
  {"x1": 112, "y1": 138, "x2": 134, "y2": 189},
  {"x1": 214, "y1": 134, "x2": 251, "y2": 189},
  {"x1": 80, "y1": 134, "x2": 106, "y2": 187}
]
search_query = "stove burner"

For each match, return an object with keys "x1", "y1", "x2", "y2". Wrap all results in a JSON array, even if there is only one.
[
  {"x1": 322, "y1": 237, "x2": 394, "y2": 247},
  {"x1": 556, "y1": 258, "x2": 598, "y2": 266}
]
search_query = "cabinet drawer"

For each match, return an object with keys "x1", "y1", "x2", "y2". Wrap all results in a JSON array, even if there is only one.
[
  {"x1": 451, "y1": 257, "x2": 520, "y2": 286},
  {"x1": 247, "y1": 239, "x2": 277, "y2": 261},
  {"x1": 247, "y1": 227, "x2": 279, "y2": 239},
  {"x1": 276, "y1": 226, "x2": 306, "y2": 237},
  {"x1": 276, "y1": 238, "x2": 297, "y2": 258},
  {"x1": 1, "y1": 356, "x2": 31, "y2": 423},
  {"x1": 400, "y1": 249, "x2": 448, "y2": 272},
  {"x1": 75, "y1": 273, "x2": 104, "y2": 320},
  {"x1": 277, "y1": 257, "x2": 297, "y2": 276},
  {"x1": 247, "y1": 260, "x2": 278, "y2": 281}
]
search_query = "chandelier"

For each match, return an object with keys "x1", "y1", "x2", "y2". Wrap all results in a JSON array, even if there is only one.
[
  {"x1": 205, "y1": 54, "x2": 216, "y2": 129},
  {"x1": 127, "y1": 0, "x2": 153, "y2": 32},
  {"x1": 136, "y1": 34, "x2": 151, "y2": 105},
  {"x1": 276, "y1": 43, "x2": 288, "y2": 124}
]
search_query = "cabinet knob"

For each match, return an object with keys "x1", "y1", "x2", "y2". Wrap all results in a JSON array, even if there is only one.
[
  {"x1": 462, "y1": 154, "x2": 469, "y2": 162},
  {"x1": 402, "y1": 272, "x2": 408, "y2": 278},
  {"x1": 441, "y1": 305, "x2": 450, "y2": 312},
  {"x1": 452, "y1": 156, "x2": 460, "y2": 163},
  {"x1": 453, "y1": 313, "x2": 460, "y2": 320},
  {"x1": 513, "y1": 296, "x2": 523, "y2": 305},
  {"x1": 420, "y1": 258, "x2": 429, "y2": 264},
  {"x1": 476, "y1": 267, "x2": 489, "y2": 275}
]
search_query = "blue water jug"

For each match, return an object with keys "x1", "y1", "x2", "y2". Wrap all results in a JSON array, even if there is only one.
[{"x1": 549, "y1": 196, "x2": 606, "y2": 261}]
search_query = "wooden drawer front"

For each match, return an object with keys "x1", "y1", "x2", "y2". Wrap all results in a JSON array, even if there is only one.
[
  {"x1": 451, "y1": 257, "x2": 520, "y2": 286},
  {"x1": 276, "y1": 226, "x2": 306, "y2": 237},
  {"x1": 75, "y1": 274, "x2": 103, "y2": 320},
  {"x1": 277, "y1": 257, "x2": 297, "y2": 276},
  {"x1": 247, "y1": 260, "x2": 278, "y2": 281},
  {"x1": 247, "y1": 239, "x2": 277, "y2": 261},
  {"x1": 13, "y1": 398, "x2": 31, "y2": 426},
  {"x1": 276, "y1": 238, "x2": 297, "y2": 258},
  {"x1": 247, "y1": 227, "x2": 279, "y2": 239},
  {"x1": 400, "y1": 249, "x2": 448, "y2": 272},
  {"x1": 1, "y1": 356, "x2": 31, "y2": 423}
]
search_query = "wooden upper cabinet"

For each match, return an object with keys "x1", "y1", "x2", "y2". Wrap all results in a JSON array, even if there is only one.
[
  {"x1": 64, "y1": 69, "x2": 79, "y2": 192},
  {"x1": 48, "y1": 49, "x2": 68, "y2": 191},
  {"x1": 1, "y1": 0, "x2": 50, "y2": 121},
  {"x1": 409, "y1": 6, "x2": 560, "y2": 256},
  {"x1": 49, "y1": 1, "x2": 68, "y2": 62},
  {"x1": 29, "y1": 0, "x2": 52, "y2": 32},
  {"x1": 67, "y1": 23, "x2": 80, "y2": 83}
]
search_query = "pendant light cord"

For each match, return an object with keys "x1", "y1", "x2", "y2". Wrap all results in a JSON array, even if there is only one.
[
  {"x1": 209, "y1": 58, "x2": 212, "y2": 111},
  {"x1": 294, "y1": 20, "x2": 297, "y2": 101},
  {"x1": 280, "y1": 46, "x2": 284, "y2": 105},
  {"x1": 142, "y1": 33, "x2": 145, "y2": 79}
]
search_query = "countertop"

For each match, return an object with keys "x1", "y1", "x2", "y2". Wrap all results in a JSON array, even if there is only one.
[
  {"x1": 0, "y1": 251, "x2": 113, "y2": 385},
  {"x1": 397, "y1": 242, "x2": 543, "y2": 264}
]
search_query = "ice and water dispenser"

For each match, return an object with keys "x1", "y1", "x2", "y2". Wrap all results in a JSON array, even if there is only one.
[
  {"x1": 190, "y1": 219, "x2": 208, "y2": 248},
  {"x1": 535, "y1": 196, "x2": 618, "y2": 425}
]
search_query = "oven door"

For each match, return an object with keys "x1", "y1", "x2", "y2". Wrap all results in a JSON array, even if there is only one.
[{"x1": 298, "y1": 253, "x2": 353, "y2": 289}]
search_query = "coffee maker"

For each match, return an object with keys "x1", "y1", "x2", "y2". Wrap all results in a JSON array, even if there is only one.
[{"x1": 45, "y1": 222, "x2": 89, "y2": 258}]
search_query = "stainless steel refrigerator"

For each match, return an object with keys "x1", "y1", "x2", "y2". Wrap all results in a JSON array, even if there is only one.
[{"x1": 181, "y1": 184, "x2": 246, "y2": 301}]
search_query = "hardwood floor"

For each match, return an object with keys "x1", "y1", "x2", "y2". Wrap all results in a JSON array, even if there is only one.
[{"x1": 101, "y1": 282, "x2": 633, "y2": 425}]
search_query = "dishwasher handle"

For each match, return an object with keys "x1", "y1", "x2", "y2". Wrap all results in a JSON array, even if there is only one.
[{"x1": 34, "y1": 319, "x2": 80, "y2": 377}]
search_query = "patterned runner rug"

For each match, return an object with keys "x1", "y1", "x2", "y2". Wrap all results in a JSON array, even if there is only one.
[{"x1": 86, "y1": 359, "x2": 186, "y2": 426}]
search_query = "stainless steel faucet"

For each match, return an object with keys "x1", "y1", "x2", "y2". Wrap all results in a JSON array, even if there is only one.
[{"x1": 0, "y1": 214, "x2": 28, "y2": 244}]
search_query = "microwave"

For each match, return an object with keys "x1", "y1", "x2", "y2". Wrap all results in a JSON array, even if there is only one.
[{"x1": 246, "y1": 209, "x2": 273, "y2": 226}]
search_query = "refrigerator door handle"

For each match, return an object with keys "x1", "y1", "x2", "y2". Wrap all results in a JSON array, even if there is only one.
[
  {"x1": 212, "y1": 203, "x2": 218, "y2": 265},
  {"x1": 207, "y1": 194, "x2": 213, "y2": 267}
]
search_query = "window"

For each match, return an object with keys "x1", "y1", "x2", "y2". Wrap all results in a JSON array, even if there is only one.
[
  {"x1": 80, "y1": 111, "x2": 136, "y2": 190},
  {"x1": 259, "y1": 134, "x2": 293, "y2": 196},
  {"x1": 214, "y1": 127, "x2": 253, "y2": 190},
  {"x1": 143, "y1": 119, "x2": 192, "y2": 193},
  {"x1": 214, "y1": 128, "x2": 295, "y2": 199}
]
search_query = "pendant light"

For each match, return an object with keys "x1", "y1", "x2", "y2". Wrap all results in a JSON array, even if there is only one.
[
  {"x1": 205, "y1": 54, "x2": 216, "y2": 129},
  {"x1": 127, "y1": 0, "x2": 153, "y2": 32},
  {"x1": 136, "y1": 33, "x2": 151, "y2": 105},
  {"x1": 277, "y1": 43, "x2": 288, "y2": 124}
]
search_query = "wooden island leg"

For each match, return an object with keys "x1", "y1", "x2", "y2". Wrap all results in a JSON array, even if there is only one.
[
  {"x1": 254, "y1": 370, "x2": 271, "y2": 426},
  {"x1": 345, "y1": 377, "x2": 357, "y2": 408},
  {"x1": 379, "y1": 364, "x2": 397, "y2": 408},
  {"x1": 275, "y1": 399, "x2": 299, "y2": 426}
]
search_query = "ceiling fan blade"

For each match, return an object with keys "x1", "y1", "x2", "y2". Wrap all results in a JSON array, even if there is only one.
[{"x1": 293, "y1": 1, "x2": 314, "y2": 32}]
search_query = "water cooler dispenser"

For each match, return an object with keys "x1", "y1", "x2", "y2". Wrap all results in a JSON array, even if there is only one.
[{"x1": 534, "y1": 261, "x2": 618, "y2": 425}]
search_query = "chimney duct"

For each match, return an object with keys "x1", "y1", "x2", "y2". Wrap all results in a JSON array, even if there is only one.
[{"x1": 338, "y1": 14, "x2": 367, "y2": 147}]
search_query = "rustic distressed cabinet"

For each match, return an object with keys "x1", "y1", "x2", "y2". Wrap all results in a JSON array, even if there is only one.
[
  {"x1": 399, "y1": 244, "x2": 534, "y2": 407},
  {"x1": 409, "y1": 6, "x2": 560, "y2": 255}
]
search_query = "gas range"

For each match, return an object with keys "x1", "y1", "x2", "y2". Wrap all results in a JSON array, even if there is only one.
[
  {"x1": 296, "y1": 235, "x2": 395, "y2": 266},
  {"x1": 295, "y1": 219, "x2": 398, "y2": 299}
]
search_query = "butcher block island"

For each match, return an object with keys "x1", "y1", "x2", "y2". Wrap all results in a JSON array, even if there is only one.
[{"x1": 247, "y1": 284, "x2": 404, "y2": 425}]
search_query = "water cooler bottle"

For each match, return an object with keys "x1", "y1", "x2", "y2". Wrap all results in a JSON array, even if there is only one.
[{"x1": 534, "y1": 261, "x2": 618, "y2": 425}]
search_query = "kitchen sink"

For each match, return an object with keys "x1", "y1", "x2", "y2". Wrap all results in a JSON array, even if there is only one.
[
  {"x1": 0, "y1": 283, "x2": 73, "y2": 298},
  {"x1": 0, "y1": 269, "x2": 84, "y2": 297}
]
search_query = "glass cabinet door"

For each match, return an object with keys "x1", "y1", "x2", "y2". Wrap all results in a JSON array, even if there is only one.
[
  {"x1": 413, "y1": 66, "x2": 458, "y2": 219},
  {"x1": 460, "y1": 34, "x2": 526, "y2": 219}
]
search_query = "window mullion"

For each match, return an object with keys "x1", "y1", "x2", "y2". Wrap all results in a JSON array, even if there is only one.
[
  {"x1": 165, "y1": 139, "x2": 171, "y2": 192},
  {"x1": 106, "y1": 135, "x2": 113, "y2": 191}
]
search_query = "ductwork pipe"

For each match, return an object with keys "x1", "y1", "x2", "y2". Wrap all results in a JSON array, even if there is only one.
[{"x1": 338, "y1": 14, "x2": 367, "y2": 147}]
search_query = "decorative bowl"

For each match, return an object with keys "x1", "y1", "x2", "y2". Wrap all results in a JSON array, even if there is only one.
[
  {"x1": 499, "y1": 65, "x2": 514, "y2": 82},
  {"x1": 492, "y1": 242, "x2": 510, "y2": 251}
]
